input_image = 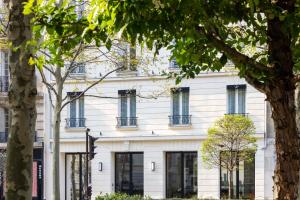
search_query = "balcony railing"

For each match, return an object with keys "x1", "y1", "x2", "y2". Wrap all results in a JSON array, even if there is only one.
[
  {"x1": 116, "y1": 117, "x2": 137, "y2": 127},
  {"x1": 0, "y1": 76, "x2": 9, "y2": 92},
  {"x1": 65, "y1": 118, "x2": 86, "y2": 128},
  {"x1": 169, "y1": 115, "x2": 192, "y2": 126},
  {"x1": 0, "y1": 132, "x2": 7, "y2": 143},
  {"x1": 225, "y1": 113, "x2": 249, "y2": 117}
]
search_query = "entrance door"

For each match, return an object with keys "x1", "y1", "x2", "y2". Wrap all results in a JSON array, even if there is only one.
[
  {"x1": 115, "y1": 153, "x2": 144, "y2": 195},
  {"x1": 166, "y1": 152, "x2": 197, "y2": 198},
  {"x1": 65, "y1": 153, "x2": 90, "y2": 200}
]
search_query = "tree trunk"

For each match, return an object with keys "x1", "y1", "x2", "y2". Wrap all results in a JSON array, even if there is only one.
[
  {"x1": 267, "y1": 80, "x2": 300, "y2": 200},
  {"x1": 228, "y1": 169, "x2": 233, "y2": 200},
  {"x1": 264, "y1": 1, "x2": 300, "y2": 198},
  {"x1": 5, "y1": 0, "x2": 36, "y2": 199},
  {"x1": 295, "y1": 84, "x2": 300, "y2": 199},
  {"x1": 52, "y1": 67, "x2": 63, "y2": 200}
]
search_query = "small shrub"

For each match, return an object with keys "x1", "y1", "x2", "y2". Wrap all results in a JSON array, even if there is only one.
[{"x1": 95, "y1": 193, "x2": 151, "y2": 200}]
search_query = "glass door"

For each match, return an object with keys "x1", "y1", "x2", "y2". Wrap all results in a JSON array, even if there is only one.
[
  {"x1": 166, "y1": 152, "x2": 197, "y2": 198},
  {"x1": 115, "y1": 153, "x2": 144, "y2": 195}
]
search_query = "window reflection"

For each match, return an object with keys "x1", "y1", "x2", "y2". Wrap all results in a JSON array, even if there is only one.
[
  {"x1": 115, "y1": 153, "x2": 144, "y2": 195},
  {"x1": 166, "y1": 152, "x2": 197, "y2": 198},
  {"x1": 220, "y1": 155, "x2": 255, "y2": 199}
]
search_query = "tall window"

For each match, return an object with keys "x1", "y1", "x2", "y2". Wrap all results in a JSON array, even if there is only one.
[
  {"x1": 117, "y1": 90, "x2": 137, "y2": 127},
  {"x1": 67, "y1": 92, "x2": 85, "y2": 128},
  {"x1": 0, "y1": 107, "x2": 8, "y2": 143},
  {"x1": 227, "y1": 85, "x2": 246, "y2": 114},
  {"x1": 115, "y1": 153, "x2": 144, "y2": 195},
  {"x1": 66, "y1": 62, "x2": 86, "y2": 75},
  {"x1": 115, "y1": 42, "x2": 137, "y2": 71},
  {"x1": 169, "y1": 58, "x2": 179, "y2": 69},
  {"x1": 220, "y1": 155, "x2": 255, "y2": 199},
  {"x1": 166, "y1": 152, "x2": 197, "y2": 198},
  {"x1": 0, "y1": 51, "x2": 9, "y2": 92},
  {"x1": 170, "y1": 87, "x2": 190, "y2": 125},
  {"x1": 65, "y1": 153, "x2": 90, "y2": 200}
]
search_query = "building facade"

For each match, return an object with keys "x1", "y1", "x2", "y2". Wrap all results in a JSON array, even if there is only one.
[{"x1": 43, "y1": 46, "x2": 276, "y2": 200}]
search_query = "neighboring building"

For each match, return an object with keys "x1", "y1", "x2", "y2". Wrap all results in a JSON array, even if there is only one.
[
  {"x1": 43, "y1": 46, "x2": 275, "y2": 200},
  {"x1": 0, "y1": 49, "x2": 45, "y2": 200}
]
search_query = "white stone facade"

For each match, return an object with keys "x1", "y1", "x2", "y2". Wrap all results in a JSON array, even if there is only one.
[{"x1": 43, "y1": 62, "x2": 275, "y2": 199}]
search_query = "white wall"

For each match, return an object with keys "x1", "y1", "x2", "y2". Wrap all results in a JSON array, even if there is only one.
[
  {"x1": 44, "y1": 67, "x2": 271, "y2": 199},
  {"x1": 59, "y1": 74, "x2": 266, "y2": 140}
]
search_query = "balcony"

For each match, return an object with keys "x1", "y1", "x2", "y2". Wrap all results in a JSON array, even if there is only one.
[
  {"x1": 0, "y1": 131, "x2": 41, "y2": 143},
  {"x1": 116, "y1": 117, "x2": 138, "y2": 128},
  {"x1": 65, "y1": 118, "x2": 86, "y2": 128},
  {"x1": 0, "y1": 132, "x2": 7, "y2": 143},
  {"x1": 225, "y1": 113, "x2": 249, "y2": 117},
  {"x1": 169, "y1": 115, "x2": 192, "y2": 126},
  {"x1": 0, "y1": 76, "x2": 8, "y2": 93}
]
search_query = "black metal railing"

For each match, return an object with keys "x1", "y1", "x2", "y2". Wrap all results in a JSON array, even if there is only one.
[
  {"x1": 116, "y1": 117, "x2": 137, "y2": 127},
  {"x1": 169, "y1": 115, "x2": 192, "y2": 126},
  {"x1": 0, "y1": 76, "x2": 9, "y2": 92},
  {"x1": 225, "y1": 113, "x2": 249, "y2": 117},
  {"x1": 0, "y1": 131, "x2": 40, "y2": 143},
  {"x1": 0, "y1": 132, "x2": 7, "y2": 143},
  {"x1": 65, "y1": 118, "x2": 86, "y2": 128}
]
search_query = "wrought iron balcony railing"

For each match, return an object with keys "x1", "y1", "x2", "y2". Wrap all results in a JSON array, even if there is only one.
[
  {"x1": 169, "y1": 115, "x2": 192, "y2": 126},
  {"x1": 116, "y1": 117, "x2": 137, "y2": 127},
  {"x1": 65, "y1": 118, "x2": 86, "y2": 128},
  {"x1": 0, "y1": 76, "x2": 9, "y2": 92},
  {"x1": 0, "y1": 132, "x2": 7, "y2": 143},
  {"x1": 225, "y1": 113, "x2": 249, "y2": 117}
]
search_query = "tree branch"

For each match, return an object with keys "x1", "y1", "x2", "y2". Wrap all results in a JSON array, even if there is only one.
[
  {"x1": 38, "y1": 67, "x2": 58, "y2": 97},
  {"x1": 197, "y1": 26, "x2": 273, "y2": 75},
  {"x1": 59, "y1": 66, "x2": 124, "y2": 112}
]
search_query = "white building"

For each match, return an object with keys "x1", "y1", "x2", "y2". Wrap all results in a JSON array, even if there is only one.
[{"x1": 43, "y1": 45, "x2": 275, "y2": 200}]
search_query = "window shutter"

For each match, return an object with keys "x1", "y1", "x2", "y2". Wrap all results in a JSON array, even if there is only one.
[
  {"x1": 172, "y1": 89, "x2": 180, "y2": 124},
  {"x1": 130, "y1": 91, "x2": 136, "y2": 118},
  {"x1": 238, "y1": 87, "x2": 246, "y2": 114},
  {"x1": 182, "y1": 88, "x2": 189, "y2": 124},
  {"x1": 227, "y1": 88, "x2": 235, "y2": 114},
  {"x1": 120, "y1": 92, "x2": 127, "y2": 126},
  {"x1": 79, "y1": 97, "x2": 84, "y2": 126}
]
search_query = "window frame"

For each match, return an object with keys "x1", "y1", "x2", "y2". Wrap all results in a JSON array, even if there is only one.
[
  {"x1": 66, "y1": 92, "x2": 85, "y2": 128},
  {"x1": 170, "y1": 87, "x2": 191, "y2": 126},
  {"x1": 219, "y1": 152, "x2": 255, "y2": 199},
  {"x1": 165, "y1": 151, "x2": 198, "y2": 199},
  {"x1": 117, "y1": 90, "x2": 137, "y2": 127},
  {"x1": 226, "y1": 85, "x2": 247, "y2": 115}
]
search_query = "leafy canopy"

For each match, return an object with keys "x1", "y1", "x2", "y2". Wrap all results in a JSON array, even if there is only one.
[
  {"x1": 92, "y1": 0, "x2": 300, "y2": 86},
  {"x1": 202, "y1": 115, "x2": 257, "y2": 169},
  {"x1": 23, "y1": 0, "x2": 111, "y2": 68}
]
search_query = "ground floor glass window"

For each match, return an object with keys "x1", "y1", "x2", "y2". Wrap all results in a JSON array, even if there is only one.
[
  {"x1": 65, "y1": 153, "x2": 90, "y2": 200},
  {"x1": 166, "y1": 152, "x2": 197, "y2": 198},
  {"x1": 220, "y1": 155, "x2": 255, "y2": 199},
  {"x1": 115, "y1": 152, "x2": 144, "y2": 195}
]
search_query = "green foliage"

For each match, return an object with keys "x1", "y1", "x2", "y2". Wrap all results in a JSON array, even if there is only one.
[
  {"x1": 23, "y1": 0, "x2": 111, "y2": 68},
  {"x1": 92, "y1": 0, "x2": 300, "y2": 83},
  {"x1": 202, "y1": 115, "x2": 257, "y2": 169},
  {"x1": 95, "y1": 193, "x2": 151, "y2": 200}
]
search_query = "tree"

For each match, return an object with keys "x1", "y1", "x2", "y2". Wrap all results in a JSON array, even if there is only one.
[
  {"x1": 202, "y1": 115, "x2": 257, "y2": 199},
  {"x1": 24, "y1": 1, "x2": 126, "y2": 199},
  {"x1": 94, "y1": 1, "x2": 300, "y2": 198},
  {"x1": 5, "y1": 0, "x2": 36, "y2": 199}
]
